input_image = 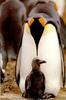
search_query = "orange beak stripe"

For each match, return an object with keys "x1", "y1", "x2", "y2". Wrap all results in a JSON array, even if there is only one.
[
  {"x1": 39, "y1": 17, "x2": 46, "y2": 27},
  {"x1": 29, "y1": 18, "x2": 34, "y2": 26}
]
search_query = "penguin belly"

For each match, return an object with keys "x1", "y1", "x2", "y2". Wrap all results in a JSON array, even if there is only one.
[
  {"x1": 38, "y1": 24, "x2": 62, "y2": 96},
  {"x1": 19, "y1": 23, "x2": 36, "y2": 92}
]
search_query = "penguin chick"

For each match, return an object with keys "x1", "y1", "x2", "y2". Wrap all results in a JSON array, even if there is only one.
[{"x1": 24, "y1": 58, "x2": 46, "y2": 99}]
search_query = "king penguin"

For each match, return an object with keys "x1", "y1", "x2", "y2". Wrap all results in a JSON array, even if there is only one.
[{"x1": 16, "y1": 0, "x2": 65, "y2": 97}]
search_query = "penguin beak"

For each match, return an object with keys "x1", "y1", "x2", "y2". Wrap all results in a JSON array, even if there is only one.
[{"x1": 39, "y1": 60, "x2": 46, "y2": 64}]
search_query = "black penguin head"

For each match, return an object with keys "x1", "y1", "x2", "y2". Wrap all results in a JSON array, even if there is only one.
[{"x1": 32, "y1": 58, "x2": 46, "y2": 71}]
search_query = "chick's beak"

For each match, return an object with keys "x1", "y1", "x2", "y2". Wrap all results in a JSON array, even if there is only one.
[{"x1": 39, "y1": 60, "x2": 46, "y2": 64}]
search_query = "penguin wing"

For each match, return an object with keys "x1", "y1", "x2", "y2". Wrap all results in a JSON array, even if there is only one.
[
  {"x1": 60, "y1": 46, "x2": 65, "y2": 87},
  {"x1": 57, "y1": 25, "x2": 65, "y2": 87},
  {"x1": 60, "y1": 17, "x2": 66, "y2": 48},
  {"x1": 60, "y1": 18, "x2": 66, "y2": 87},
  {"x1": 57, "y1": 19, "x2": 65, "y2": 86}
]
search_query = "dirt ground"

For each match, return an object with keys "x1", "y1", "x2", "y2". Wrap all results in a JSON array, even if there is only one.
[{"x1": 0, "y1": 50, "x2": 66, "y2": 100}]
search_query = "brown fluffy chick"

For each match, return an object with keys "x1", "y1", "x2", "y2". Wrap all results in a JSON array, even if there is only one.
[{"x1": 25, "y1": 58, "x2": 46, "y2": 99}]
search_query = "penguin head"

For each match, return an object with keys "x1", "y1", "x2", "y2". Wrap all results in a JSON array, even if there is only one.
[{"x1": 32, "y1": 58, "x2": 46, "y2": 71}]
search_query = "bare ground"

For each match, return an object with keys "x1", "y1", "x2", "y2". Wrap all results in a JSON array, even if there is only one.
[{"x1": 0, "y1": 50, "x2": 66, "y2": 100}]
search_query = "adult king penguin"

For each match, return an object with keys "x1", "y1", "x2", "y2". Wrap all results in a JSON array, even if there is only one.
[
  {"x1": 52, "y1": 0, "x2": 66, "y2": 48},
  {"x1": 0, "y1": 0, "x2": 26, "y2": 58},
  {"x1": 16, "y1": 0, "x2": 65, "y2": 97}
]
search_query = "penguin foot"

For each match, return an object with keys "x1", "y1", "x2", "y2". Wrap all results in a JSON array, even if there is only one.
[
  {"x1": 42, "y1": 93, "x2": 55, "y2": 99},
  {"x1": 22, "y1": 92, "x2": 28, "y2": 98},
  {"x1": 22, "y1": 92, "x2": 26, "y2": 97}
]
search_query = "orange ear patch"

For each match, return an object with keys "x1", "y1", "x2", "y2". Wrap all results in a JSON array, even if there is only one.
[
  {"x1": 39, "y1": 17, "x2": 46, "y2": 27},
  {"x1": 29, "y1": 18, "x2": 34, "y2": 26},
  {"x1": 54, "y1": 3, "x2": 58, "y2": 12}
]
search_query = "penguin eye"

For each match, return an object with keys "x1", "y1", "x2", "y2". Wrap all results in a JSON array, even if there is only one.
[{"x1": 39, "y1": 17, "x2": 46, "y2": 27}]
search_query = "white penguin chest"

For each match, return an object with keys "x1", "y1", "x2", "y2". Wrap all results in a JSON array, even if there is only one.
[
  {"x1": 38, "y1": 24, "x2": 62, "y2": 95},
  {"x1": 20, "y1": 23, "x2": 36, "y2": 79}
]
